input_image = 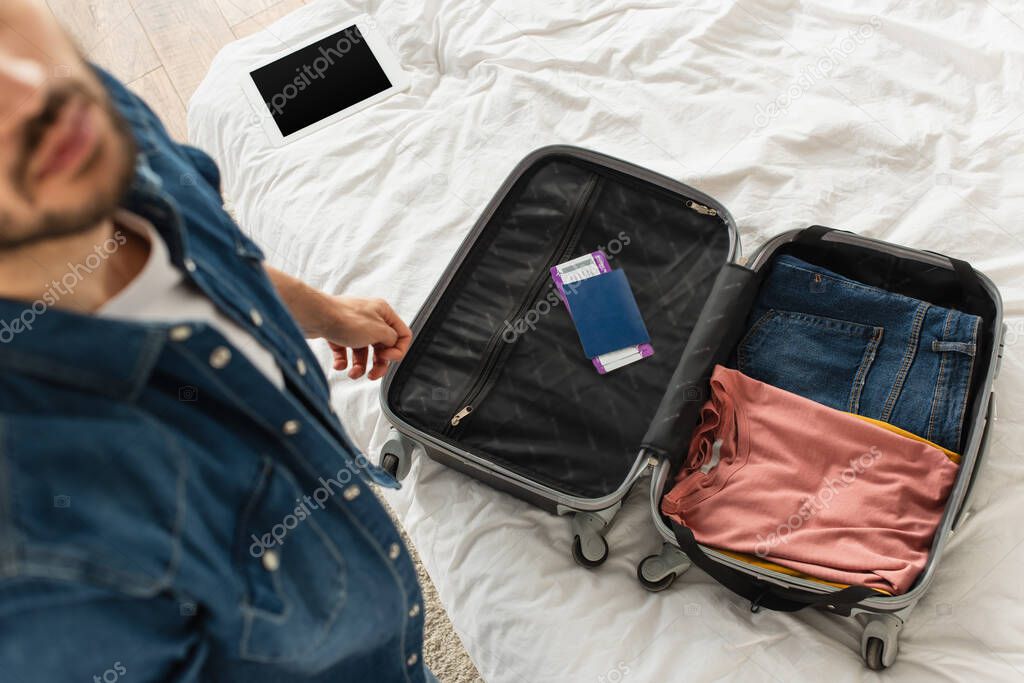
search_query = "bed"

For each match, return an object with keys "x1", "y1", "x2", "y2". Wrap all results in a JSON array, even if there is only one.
[{"x1": 188, "y1": 1, "x2": 1024, "y2": 680}]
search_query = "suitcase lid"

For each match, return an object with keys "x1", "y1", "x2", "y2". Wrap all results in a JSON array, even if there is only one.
[{"x1": 384, "y1": 145, "x2": 741, "y2": 505}]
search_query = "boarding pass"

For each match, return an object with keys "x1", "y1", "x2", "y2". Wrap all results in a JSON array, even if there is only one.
[{"x1": 551, "y1": 252, "x2": 654, "y2": 374}]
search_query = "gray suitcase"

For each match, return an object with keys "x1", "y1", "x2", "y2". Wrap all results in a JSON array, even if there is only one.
[{"x1": 377, "y1": 145, "x2": 1004, "y2": 669}]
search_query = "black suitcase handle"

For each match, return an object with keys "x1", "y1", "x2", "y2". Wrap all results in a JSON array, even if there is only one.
[{"x1": 670, "y1": 522, "x2": 879, "y2": 613}]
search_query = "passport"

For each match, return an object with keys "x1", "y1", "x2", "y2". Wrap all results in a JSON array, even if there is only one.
[{"x1": 563, "y1": 268, "x2": 651, "y2": 359}]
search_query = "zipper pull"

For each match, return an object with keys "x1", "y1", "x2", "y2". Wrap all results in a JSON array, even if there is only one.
[
  {"x1": 450, "y1": 406, "x2": 473, "y2": 426},
  {"x1": 686, "y1": 200, "x2": 718, "y2": 216}
]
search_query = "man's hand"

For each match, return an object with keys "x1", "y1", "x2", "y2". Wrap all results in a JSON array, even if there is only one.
[
  {"x1": 319, "y1": 296, "x2": 412, "y2": 380},
  {"x1": 265, "y1": 266, "x2": 412, "y2": 380}
]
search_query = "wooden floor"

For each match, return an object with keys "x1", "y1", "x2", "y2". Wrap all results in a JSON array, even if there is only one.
[{"x1": 46, "y1": 0, "x2": 310, "y2": 142}]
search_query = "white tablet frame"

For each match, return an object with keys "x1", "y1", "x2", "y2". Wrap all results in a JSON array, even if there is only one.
[{"x1": 239, "y1": 16, "x2": 410, "y2": 146}]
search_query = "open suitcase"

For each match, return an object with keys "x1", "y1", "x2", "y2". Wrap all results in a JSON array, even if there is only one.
[{"x1": 377, "y1": 146, "x2": 1005, "y2": 670}]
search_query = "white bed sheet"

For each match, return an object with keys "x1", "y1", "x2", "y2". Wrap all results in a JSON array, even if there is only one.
[{"x1": 189, "y1": 1, "x2": 1024, "y2": 680}]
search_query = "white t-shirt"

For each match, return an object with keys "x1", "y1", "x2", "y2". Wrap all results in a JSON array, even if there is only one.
[{"x1": 99, "y1": 210, "x2": 285, "y2": 389}]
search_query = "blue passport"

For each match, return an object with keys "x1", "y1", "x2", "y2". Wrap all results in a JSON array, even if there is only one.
[{"x1": 562, "y1": 269, "x2": 651, "y2": 358}]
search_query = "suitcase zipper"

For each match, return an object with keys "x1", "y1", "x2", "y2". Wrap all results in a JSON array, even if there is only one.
[
  {"x1": 450, "y1": 406, "x2": 473, "y2": 427},
  {"x1": 445, "y1": 174, "x2": 603, "y2": 432},
  {"x1": 686, "y1": 200, "x2": 718, "y2": 216}
]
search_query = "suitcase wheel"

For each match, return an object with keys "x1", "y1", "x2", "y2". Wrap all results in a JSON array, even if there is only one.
[
  {"x1": 377, "y1": 429, "x2": 414, "y2": 481},
  {"x1": 636, "y1": 544, "x2": 692, "y2": 592},
  {"x1": 381, "y1": 453, "x2": 401, "y2": 478},
  {"x1": 860, "y1": 614, "x2": 901, "y2": 670},
  {"x1": 568, "y1": 507, "x2": 620, "y2": 569},
  {"x1": 863, "y1": 638, "x2": 885, "y2": 671},
  {"x1": 637, "y1": 555, "x2": 677, "y2": 592},
  {"x1": 572, "y1": 533, "x2": 609, "y2": 568}
]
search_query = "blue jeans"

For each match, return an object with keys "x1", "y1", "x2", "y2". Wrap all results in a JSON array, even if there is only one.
[{"x1": 737, "y1": 255, "x2": 980, "y2": 452}]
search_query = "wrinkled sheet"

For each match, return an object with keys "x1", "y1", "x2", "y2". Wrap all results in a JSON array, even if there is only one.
[{"x1": 189, "y1": 1, "x2": 1024, "y2": 680}]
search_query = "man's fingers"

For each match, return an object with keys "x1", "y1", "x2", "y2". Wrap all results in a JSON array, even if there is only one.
[
  {"x1": 367, "y1": 347, "x2": 389, "y2": 381},
  {"x1": 322, "y1": 300, "x2": 411, "y2": 377},
  {"x1": 375, "y1": 346, "x2": 405, "y2": 362},
  {"x1": 378, "y1": 301, "x2": 413, "y2": 359},
  {"x1": 329, "y1": 342, "x2": 348, "y2": 371},
  {"x1": 348, "y1": 347, "x2": 369, "y2": 379},
  {"x1": 377, "y1": 322, "x2": 399, "y2": 349}
]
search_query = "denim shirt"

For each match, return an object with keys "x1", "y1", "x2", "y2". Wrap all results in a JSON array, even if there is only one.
[{"x1": 0, "y1": 68, "x2": 427, "y2": 682}]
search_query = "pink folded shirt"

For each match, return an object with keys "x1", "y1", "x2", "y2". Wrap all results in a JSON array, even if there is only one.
[{"x1": 661, "y1": 365, "x2": 958, "y2": 594}]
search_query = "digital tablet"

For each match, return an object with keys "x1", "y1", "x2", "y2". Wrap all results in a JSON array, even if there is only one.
[{"x1": 240, "y1": 17, "x2": 410, "y2": 145}]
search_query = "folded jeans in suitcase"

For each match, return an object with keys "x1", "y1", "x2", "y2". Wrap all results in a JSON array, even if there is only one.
[{"x1": 737, "y1": 254, "x2": 981, "y2": 452}]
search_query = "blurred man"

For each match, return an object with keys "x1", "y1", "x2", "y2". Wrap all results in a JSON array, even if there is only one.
[{"x1": 0, "y1": 2, "x2": 433, "y2": 680}]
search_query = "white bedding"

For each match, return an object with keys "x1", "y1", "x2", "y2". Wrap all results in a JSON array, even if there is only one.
[{"x1": 189, "y1": 1, "x2": 1024, "y2": 680}]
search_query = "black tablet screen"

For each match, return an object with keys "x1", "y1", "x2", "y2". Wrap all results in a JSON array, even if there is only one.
[{"x1": 250, "y1": 25, "x2": 392, "y2": 137}]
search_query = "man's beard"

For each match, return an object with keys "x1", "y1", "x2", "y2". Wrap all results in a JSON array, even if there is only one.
[{"x1": 0, "y1": 80, "x2": 138, "y2": 251}]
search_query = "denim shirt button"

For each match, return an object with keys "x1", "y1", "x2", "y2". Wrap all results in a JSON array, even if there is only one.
[
  {"x1": 388, "y1": 543, "x2": 401, "y2": 561},
  {"x1": 406, "y1": 653, "x2": 418, "y2": 667},
  {"x1": 209, "y1": 346, "x2": 232, "y2": 369},
  {"x1": 261, "y1": 550, "x2": 281, "y2": 572},
  {"x1": 184, "y1": 258, "x2": 197, "y2": 273},
  {"x1": 282, "y1": 420, "x2": 301, "y2": 435},
  {"x1": 408, "y1": 603, "x2": 420, "y2": 618},
  {"x1": 249, "y1": 309, "x2": 263, "y2": 327},
  {"x1": 169, "y1": 325, "x2": 192, "y2": 342},
  {"x1": 342, "y1": 485, "x2": 360, "y2": 501},
  {"x1": 296, "y1": 359, "x2": 308, "y2": 375}
]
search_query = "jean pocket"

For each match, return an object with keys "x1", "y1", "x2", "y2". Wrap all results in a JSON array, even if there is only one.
[
  {"x1": 737, "y1": 309, "x2": 884, "y2": 413},
  {"x1": 235, "y1": 458, "x2": 348, "y2": 666}
]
